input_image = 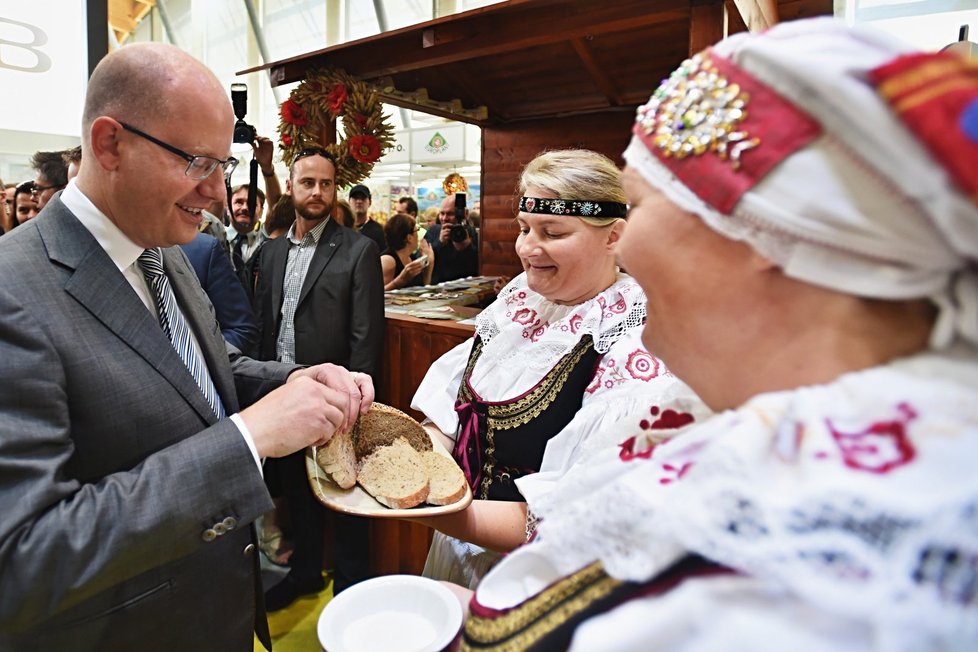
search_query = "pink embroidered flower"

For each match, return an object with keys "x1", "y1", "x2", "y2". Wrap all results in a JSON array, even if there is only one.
[
  {"x1": 569, "y1": 313, "x2": 583, "y2": 334},
  {"x1": 513, "y1": 308, "x2": 537, "y2": 325},
  {"x1": 607, "y1": 297, "x2": 627, "y2": 314},
  {"x1": 529, "y1": 322, "x2": 548, "y2": 342},
  {"x1": 824, "y1": 402, "x2": 917, "y2": 474},
  {"x1": 625, "y1": 349, "x2": 659, "y2": 381}
]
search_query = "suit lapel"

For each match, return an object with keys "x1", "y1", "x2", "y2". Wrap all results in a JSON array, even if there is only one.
[
  {"x1": 298, "y1": 220, "x2": 342, "y2": 306},
  {"x1": 268, "y1": 236, "x2": 288, "y2": 323},
  {"x1": 40, "y1": 203, "x2": 221, "y2": 425}
]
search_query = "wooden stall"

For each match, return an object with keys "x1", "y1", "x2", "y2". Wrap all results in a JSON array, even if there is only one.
[{"x1": 243, "y1": 0, "x2": 831, "y2": 576}]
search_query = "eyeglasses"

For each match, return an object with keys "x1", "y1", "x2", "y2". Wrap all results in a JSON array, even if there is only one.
[
  {"x1": 291, "y1": 147, "x2": 334, "y2": 167},
  {"x1": 30, "y1": 183, "x2": 64, "y2": 198},
  {"x1": 120, "y1": 122, "x2": 238, "y2": 181}
]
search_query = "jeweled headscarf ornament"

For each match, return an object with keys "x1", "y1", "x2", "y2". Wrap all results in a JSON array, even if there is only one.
[{"x1": 624, "y1": 17, "x2": 978, "y2": 348}]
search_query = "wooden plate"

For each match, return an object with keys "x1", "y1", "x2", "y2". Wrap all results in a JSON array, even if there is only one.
[{"x1": 305, "y1": 430, "x2": 473, "y2": 518}]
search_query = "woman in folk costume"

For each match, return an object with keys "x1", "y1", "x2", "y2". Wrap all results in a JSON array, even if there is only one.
[
  {"x1": 457, "y1": 18, "x2": 978, "y2": 651},
  {"x1": 409, "y1": 149, "x2": 710, "y2": 588}
]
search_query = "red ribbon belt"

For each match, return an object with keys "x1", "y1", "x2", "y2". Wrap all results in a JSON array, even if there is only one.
[{"x1": 454, "y1": 398, "x2": 484, "y2": 491}]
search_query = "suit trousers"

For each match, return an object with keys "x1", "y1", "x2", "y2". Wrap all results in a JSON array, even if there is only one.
[{"x1": 275, "y1": 450, "x2": 370, "y2": 593}]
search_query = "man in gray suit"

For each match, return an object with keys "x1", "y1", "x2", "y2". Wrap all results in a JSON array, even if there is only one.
[
  {"x1": 254, "y1": 148, "x2": 385, "y2": 609},
  {"x1": 0, "y1": 43, "x2": 372, "y2": 651}
]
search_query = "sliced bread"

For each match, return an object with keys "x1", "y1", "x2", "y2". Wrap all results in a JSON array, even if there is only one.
[
  {"x1": 315, "y1": 430, "x2": 357, "y2": 490},
  {"x1": 421, "y1": 451, "x2": 467, "y2": 506},
  {"x1": 357, "y1": 437, "x2": 430, "y2": 509},
  {"x1": 354, "y1": 403, "x2": 432, "y2": 459}
]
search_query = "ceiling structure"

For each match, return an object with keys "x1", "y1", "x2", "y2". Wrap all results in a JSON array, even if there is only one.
[
  {"x1": 109, "y1": 0, "x2": 156, "y2": 45},
  {"x1": 243, "y1": 0, "x2": 832, "y2": 127}
]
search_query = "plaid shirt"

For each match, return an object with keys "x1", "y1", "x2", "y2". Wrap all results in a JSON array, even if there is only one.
[{"x1": 275, "y1": 218, "x2": 330, "y2": 363}]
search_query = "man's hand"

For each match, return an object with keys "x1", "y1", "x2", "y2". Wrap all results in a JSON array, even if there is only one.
[
  {"x1": 239, "y1": 376, "x2": 349, "y2": 458},
  {"x1": 439, "y1": 223, "x2": 453, "y2": 245},
  {"x1": 288, "y1": 363, "x2": 374, "y2": 431},
  {"x1": 253, "y1": 136, "x2": 275, "y2": 174},
  {"x1": 239, "y1": 364, "x2": 374, "y2": 458}
]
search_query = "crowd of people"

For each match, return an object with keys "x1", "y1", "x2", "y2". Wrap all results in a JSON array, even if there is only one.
[{"x1": 0, "y1": 15, "x2": 975, "y2": 652}]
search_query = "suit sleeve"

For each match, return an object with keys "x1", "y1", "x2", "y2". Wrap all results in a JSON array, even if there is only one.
[
  {"x1": 0, "y1": 285, "x2": 274, "y2": 632},
  {"x1": 202, "y1": 238, "x2": 259, "y2": 356},
  {"x1": 347, "y1": 239, "x2": 385, "y2": 378}
]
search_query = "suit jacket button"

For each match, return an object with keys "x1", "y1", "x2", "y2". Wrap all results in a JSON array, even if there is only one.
[
  {"x1": 243, "y1": 543, "x2": 256, "y2": 556},
  {"x1": 202, "y1": 528, "x2": 218, "y2": 542},
  {"x1": 213, "y1": 523, "x2": 227, "y2": 536},
  {"x1": 222, "y1": 517, "x2": 237, "y2": 530}
]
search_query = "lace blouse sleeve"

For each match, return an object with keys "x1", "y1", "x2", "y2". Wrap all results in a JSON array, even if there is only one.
[{"x1": 410, "y1": 337, "x2": 474, "y2": 440}]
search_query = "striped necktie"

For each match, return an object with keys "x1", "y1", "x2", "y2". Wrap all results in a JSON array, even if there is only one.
[{"x1": 138, "y1": 248, "x2": 226, "y2": 419}]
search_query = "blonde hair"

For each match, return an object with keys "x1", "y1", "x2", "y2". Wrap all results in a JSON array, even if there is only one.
[{"x1": 518, "y1": 149, "x2": 626, "y2": 226}]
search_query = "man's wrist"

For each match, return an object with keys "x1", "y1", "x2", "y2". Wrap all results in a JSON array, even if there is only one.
[{"x1": 261, "y1": 168, "x2": 275, "y2": 177}]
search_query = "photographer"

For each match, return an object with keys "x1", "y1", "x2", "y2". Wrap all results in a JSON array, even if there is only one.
[{"x1": 425, "y1": 193, "x2": 478, "y2": 283}]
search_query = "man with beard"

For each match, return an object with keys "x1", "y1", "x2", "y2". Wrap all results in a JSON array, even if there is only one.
[{"x1": 253, "y1": 147, "x2": 385, "y2": 610}]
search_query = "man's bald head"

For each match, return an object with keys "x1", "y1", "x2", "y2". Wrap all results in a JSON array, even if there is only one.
[{"x1": 82, "y1": 44, "x2": 228, "y2": 148}]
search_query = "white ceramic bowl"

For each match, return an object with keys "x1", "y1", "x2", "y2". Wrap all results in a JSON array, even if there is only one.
[{"x1": 318, "y1": 575, "x2": 463, "y2": 652}]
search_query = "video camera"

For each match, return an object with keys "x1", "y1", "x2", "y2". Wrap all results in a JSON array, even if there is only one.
[
  {"x1": 231, "y1": 83, "x2": 257, "y2": 144},
  {"x1": 450, "y1": 193, "x2": 468, "y2": 243}
]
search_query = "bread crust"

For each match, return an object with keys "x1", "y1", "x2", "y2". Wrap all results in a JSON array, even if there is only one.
[
  {"x1": 422, "y1": 451, "x2": 467, "y2": 506},
  {"x1": 315, "y1": 430, "x2": 357, "y2": 489}
]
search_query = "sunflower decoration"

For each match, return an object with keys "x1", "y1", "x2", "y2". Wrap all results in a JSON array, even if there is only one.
[
  {"x1": 277, "y1": 67, "x2": 396, "y2": 188},
  {"x1": 443, "y1": 172, "x2": 468, "y2": 195}
]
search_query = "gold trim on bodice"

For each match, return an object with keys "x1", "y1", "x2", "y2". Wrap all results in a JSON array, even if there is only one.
[
  {"x1": 462, "y1": 561, "x2": 621, "y2": 651},
  {"x1": 458, "y1": 336, "x2": 594, "y2": 499}
]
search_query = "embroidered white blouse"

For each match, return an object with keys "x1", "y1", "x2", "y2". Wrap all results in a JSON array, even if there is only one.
[
  {"x1": 411, "y1": 272, "x2": 709, "y2": 514},
  {"x1": 475, "y1": 344, "x2": 978, "y2": 650}
]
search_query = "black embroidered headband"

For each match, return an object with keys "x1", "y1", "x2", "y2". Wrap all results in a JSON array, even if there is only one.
[{"x1": 518, "y1": 196, "x2": 627, "y2": 218}]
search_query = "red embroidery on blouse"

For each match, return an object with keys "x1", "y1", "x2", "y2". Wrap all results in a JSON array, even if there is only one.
[
  {"x1": 585, "y1": 365, "x2": 605, "y2": 394},
  {"x1": 528, "y1": 321, "x2": 549, "y2": 342},
  {"x1": 647, "y1": 405, "x2": 695, "y2": 430},
  {"x1": 569, "y1": 313, "x2": 583, "y2": 334},
  {"x1": 659, "y1": 461, "x2": 693, "y2": 484},
  {"x1": 619, "y1": 435, "x2": 656, "y2": 461},
  {"x1": 625, "y1": 349, "x2": 660, "y2": 381},
  {"x1": 513, "y1": 307, "x2": 537, "y2": 325},
  {"x1": 824, "y1": 402, "x2": 917, "y2": 474}
]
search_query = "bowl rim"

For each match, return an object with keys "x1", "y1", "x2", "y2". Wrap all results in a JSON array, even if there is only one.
[{"x1": 317, "y1": 574, "x2": 463, "y2": 652}]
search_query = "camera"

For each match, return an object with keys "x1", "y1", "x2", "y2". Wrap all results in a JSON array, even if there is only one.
[
  {"x1": 231, "y1": 83, "x2": 257, "y2": 144},
  {"x1": 450, "y1": 193, "x2": 468, "y2": 243}
]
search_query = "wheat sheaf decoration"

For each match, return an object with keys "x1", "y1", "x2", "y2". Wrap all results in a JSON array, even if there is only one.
[{"x1": 277, "y1": 67, "x2": 396, "y2": 188}]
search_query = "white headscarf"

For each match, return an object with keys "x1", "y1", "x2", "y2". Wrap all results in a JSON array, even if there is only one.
[{"x1": 624, "y1": 17, "x2": 978, "y2": 348}]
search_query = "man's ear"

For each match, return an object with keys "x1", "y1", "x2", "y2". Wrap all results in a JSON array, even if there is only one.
[
  {"x1": 89, "y1": 117, "x2": 124, "y2": 171},
  {"x1": 285, "y1": 178, "x2": 292, "y2": 194}
]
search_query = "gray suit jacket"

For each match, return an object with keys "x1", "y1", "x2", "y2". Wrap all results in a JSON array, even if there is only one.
[
  {"x1": 0, "y1": 198, "x2": 295, "y2": 650},
  {"x1": 255, "y1": 219, "x2": 385, "y2": 376}
]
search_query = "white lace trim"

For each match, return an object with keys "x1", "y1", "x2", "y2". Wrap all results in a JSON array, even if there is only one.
[{"x1": 474, "y1": 272, "x2": 647, "y2": 372}]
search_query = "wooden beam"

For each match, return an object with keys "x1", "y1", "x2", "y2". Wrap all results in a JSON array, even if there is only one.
[
  {"x1": 731, "y1": 0, "x2": 779, "y2": 31},
  {"x1": 689, "y1": 0, "x2": 726, "y2": 54},
  {"x1": 254, "y1": 2, "x2": 689, "y2": 86},
  {"x1": 570, "y1": 37, "x2": 621, "y2": 106}
]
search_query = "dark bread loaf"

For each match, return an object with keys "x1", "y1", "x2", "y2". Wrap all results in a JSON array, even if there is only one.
[{"x1": 353, "y1": 403, "x2": 432, "y2": 459}]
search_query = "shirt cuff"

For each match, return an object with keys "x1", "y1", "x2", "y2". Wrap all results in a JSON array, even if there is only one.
[{"x1": 230, "y1": 413, "x2": 264, "y2": 477}]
